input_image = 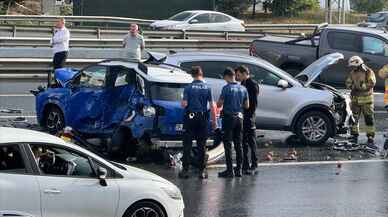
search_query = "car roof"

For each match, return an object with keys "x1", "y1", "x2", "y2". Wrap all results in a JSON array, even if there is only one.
[
  {"x1": 326, "y1": 26, "x2": 388, "y2": 38},
  {"x1": 0, "y1": 127, "x2": 67, "y2": 145},
  {"x1": 99, "y1": 60, "x2": 193, "y2": 84},
  {"x1": 182, "y1": 10, "x2": 235, "y2": 17}
]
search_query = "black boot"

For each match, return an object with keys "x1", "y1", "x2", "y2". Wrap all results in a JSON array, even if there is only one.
[
  {"x1": 367, "y1": 137, "x2": 378, "y2": 150},
  {"x1": 218, "y1": 170, "x2": 234, "y2": 178},
  {"x1": 199, "y1": 169, "x2": 208, "y2": 179},
  {"x1": 234, "y1": 167, "x2": 242, "y2": 177},
  {"x1": 178, "y1": 169, "x2": 190, "y2": 179},
  {"x1": 350, "y1": 135, "x2": 358, "y2": 144}
]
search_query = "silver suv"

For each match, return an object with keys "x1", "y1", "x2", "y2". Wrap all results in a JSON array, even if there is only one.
[{"x1": 164, "y1": 52, "x2": 351, "y2": 145}]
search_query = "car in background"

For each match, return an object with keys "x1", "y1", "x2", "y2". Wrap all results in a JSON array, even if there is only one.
[
  {"x1": 165, "y1": 52, "x2": 352, "y2": 145},
  {"x1": 150, "y1": 10, "x2": 245, "y2": 32},
  {"x1": 0, "y1": 127, "x2": 184, "y2": 217},
  {"x1": 358, "y1": 11, "x2": 388, "y2": 28}
]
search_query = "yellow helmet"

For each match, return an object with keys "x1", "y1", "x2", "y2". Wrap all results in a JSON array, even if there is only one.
[{"x1": 348, "y1": 56, "x2": 364, "y2": 67}]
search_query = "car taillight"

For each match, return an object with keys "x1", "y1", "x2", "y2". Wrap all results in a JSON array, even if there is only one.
[{"x1": 249, "y1": 44, "x2": 256, "y2": 56}]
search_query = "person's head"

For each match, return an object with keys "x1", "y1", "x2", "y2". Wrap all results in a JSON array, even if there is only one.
[
  {"x1": 348, "y1": 56, "x2": 364, "y2": 70},
  {"x1": 223, "y1": 67, "x2": 236, "y2": 83},
  {"x1": 55, "y1": 18, "x2": 65, "y2": 29},
  {"x1": 235, "y1": 65, "x2": 250, "y2": 81},
  {"x1": 190, "y1": 66, "x2": 204, "y2": 80},
  {"x1": 129, "y1": 24, "x2": 139, "y2": 35}
]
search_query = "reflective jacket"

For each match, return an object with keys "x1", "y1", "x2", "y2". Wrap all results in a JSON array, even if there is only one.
[
  {"x1": 345, "y1": 65, "x2": 376, "y2": 104},
  {"x1": 378, "y1": 65, "x2": 388, "y2": 105}
]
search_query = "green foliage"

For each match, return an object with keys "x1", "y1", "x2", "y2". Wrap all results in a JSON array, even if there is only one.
[
  {"x1": 60, "y1": 5, "x2": 73, "y2": 16},
  {"x1": 271, "y1": 0, "x2": 320, "y2": 16},
  {"x1": 352, "y1": 0, "x2": 387, "y2": 13},
  {"x1": 216, "y1": 0, "x2": 251, "y2": 17},
  {"x1": 0, "y1": 0, "x2": 24, "y2": 14}
]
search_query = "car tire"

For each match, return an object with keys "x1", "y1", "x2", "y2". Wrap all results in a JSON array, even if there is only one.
[
  {"x1": 295, "y1": 111, "x2": 333, "y2": 146},
  {"x1": 43, "y1": 106, "x2": 65, "y2": 134},
  {"x1": 124, "y1": 201, "x2": 166, "y2": 217}
]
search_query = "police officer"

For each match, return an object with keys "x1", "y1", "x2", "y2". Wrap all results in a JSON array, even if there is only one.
[
  {"x1": 179, "y1": 66, "x2": 217, "y2": 179},
  {"x1": 378, "y1": 65, "x2": 388, "y2": 109},
  {"x1": 345, "y1": 56, "x2": 376, "y2": 148},
  {"x1": 217, "y1": 67, "x2": 249, "y2": 178},
  {"x1": 235, "y1": 65, "x2": 259, "y2": 175}
]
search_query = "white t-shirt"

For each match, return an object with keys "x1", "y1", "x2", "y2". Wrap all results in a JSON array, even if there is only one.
[
  {"x1": 123, "y1": 33, "x2": 145, "y2": 60},
  {"x1": 51, "y1": 27, "x2": 70, "y2": 54}
]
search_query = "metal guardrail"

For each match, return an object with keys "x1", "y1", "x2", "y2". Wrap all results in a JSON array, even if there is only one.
[
  {"x1": 0, "y1": 37, "x2": 252, "y2": 49},
  {"x1": 0, "y1": 25, "x2": 272, "y2": 40}
]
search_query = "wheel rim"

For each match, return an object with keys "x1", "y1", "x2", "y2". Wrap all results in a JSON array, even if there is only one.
[
  {"x1": 130, "y1": 207, "x2": 160, "y2": 217},
  {"x1": 301, "y1": 116, "x2": 327, "y2": 142},
  {"x1": 46, "y1": 110, "x2": 63, "y2": 132}
]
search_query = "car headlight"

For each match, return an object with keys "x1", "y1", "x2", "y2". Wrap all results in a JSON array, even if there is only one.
[
  {"x1": 143, "y1": 106, "x2": 156, "y2": 117},
  {"x1": 161, "y1": 186, "x2": 182, "y2": 200}
]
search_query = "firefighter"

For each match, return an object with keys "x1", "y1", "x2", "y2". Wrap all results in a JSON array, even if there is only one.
[
  {"x1": 378, "y1": 65, "x2": 388, "y2": 109},
  {"x1": 345, "y1": 56, "x2": 377, "y2": 148},
  {"x1": 179, "y1": 66, "x2": 217, "y2": 179},
  {"x1": 217, "y1": 67, "x2": 249, "y2": 178}
]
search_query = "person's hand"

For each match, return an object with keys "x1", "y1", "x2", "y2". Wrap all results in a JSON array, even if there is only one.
[{"x1": 211, "y1": 120, "x2": 217, "y2": 131}]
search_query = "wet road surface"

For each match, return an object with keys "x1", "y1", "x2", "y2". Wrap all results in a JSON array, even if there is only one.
[{"x1": 139, "y1": 161, "x2": 388, "y2": 217}]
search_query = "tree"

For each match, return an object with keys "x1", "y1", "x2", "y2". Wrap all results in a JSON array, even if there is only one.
[
  {"x1": 216, "y1": 0, "x2": 251, "y2": 17},
  {"x1": 271, "y1": 0, "x2": 319, "y2": 16},
  {"x1": 352, "y1": 0, "x2": 387, "y2": 13},
  {"x1": 1, "y1": 0, "x2": 24, "y2": 14}
]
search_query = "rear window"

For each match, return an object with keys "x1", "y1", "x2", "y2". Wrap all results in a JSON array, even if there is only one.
[
  {"x1": 327, "y1": 31, "x2": 361, "y2": 52},
  {"x1": 181, "y1": 61, "x2": 240, "y2": 79},
  {"x1": 0, "y1": 145, "x2": 27, "y2": 174}
]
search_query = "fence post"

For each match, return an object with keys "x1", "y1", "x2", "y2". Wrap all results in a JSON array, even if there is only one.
[
  {"x1": 96, "y1": 28, "x2": 101, "y2": 39},
  {"x1": 182, "y1": 30, "x2": 186, "y2": 39},
  {"x1": 224, "y1": 32, "x2": 229, "y2": 40},
  {"x1": 12, "y1": 25, "x2": 16, "y2": 37}
]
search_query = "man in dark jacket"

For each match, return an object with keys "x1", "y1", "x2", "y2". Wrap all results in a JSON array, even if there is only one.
[{"x1": 236, "y1": 65, "x2": 259, "y2": 175}]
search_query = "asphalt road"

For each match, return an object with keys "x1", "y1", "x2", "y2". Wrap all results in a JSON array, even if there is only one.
[{"x1": 139, "y1": 160, "x2": 388, "y2": 217}]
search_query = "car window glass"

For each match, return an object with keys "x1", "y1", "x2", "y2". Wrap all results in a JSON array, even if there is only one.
[
  {"x1": 212, "y1": 14, "x2": 231, "y2": 23},
  {"x1": 245, "y1": 64, "x2": 281, "y2": 86},
  {"x1": 79, "y1": 65, "x2": 107, "y2": 88},
  {"x1": 181, "y1": 61, "x2": 239, "y2": 78},
  {"x1": 362, "y1": 36, "x2": 385, "y2": 56},
  {"x1": 193, "y1": 14, "x2": 210, "y2": 24},
  {"x1": 30, "y1": 144, "x2": 95, "y2": 178},
  {"x1": 0, "y1": 145, "x2": 27, "y2": 174},
  {"x1": 327, "y1": 32, "x2": 360, "y2": 52},
  {"x1": 112, "y1": 67, "x2": 136, "y2": 87}
]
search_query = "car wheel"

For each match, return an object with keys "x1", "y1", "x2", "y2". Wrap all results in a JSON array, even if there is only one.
[
  {"x1": 124, "y1": 201, "x2": 166, "y2": 217},
  {"x1": 295, "y1": 111, "x2": 333, "y2": 146},
  {"x1": 44, "y1": 106, "x2": 65, "y2": 134}
]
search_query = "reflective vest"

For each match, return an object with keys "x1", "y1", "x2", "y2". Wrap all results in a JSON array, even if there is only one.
[{"x1": 385, "y1": 79, "x2": 388, "y2": 105}]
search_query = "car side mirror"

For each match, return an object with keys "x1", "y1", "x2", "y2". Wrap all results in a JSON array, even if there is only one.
[
  {"x1": 277, "y1": 79, "x2": 289, "y2": 89},
  {"x1": 97, "y1": 167, "x2": 108, "y2": 187},
  {"x1": 189, "y1": 19, "x2": 198, "y2": 24}
]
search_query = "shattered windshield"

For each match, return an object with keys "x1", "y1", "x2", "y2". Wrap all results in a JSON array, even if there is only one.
[{"x1": 150, "y1": 83, "x2": 187, "y2": 101}]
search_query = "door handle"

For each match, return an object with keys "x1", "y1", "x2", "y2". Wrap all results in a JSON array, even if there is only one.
[{"x1": 43, "y1": 189, "x2": 62, "y2": 194}]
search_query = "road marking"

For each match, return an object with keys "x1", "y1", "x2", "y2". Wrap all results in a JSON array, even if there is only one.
[
  {"x1": 208, "y1": 159, "x2": 388, "y2": 168},
  {"x1": 0, "y1": 94, "x2": 33, "y2": 97}
]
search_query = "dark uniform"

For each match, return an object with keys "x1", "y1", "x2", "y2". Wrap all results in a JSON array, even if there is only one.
[
  {"x1": 241, "y1": 78, "x2": 259, "y2": 172},
  {"x1": 182, "y1": 80, "x2": 213, "y2": 173},
  {"x1": 220, "y1": 82, "x2": 249, "y2": 175}
]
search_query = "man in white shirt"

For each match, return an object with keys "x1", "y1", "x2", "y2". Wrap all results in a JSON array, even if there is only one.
[
  {"x1": 51, "y1": 18, "x2": 70, "y2": 70},
  {"x1": 123, "y1": 24, "x2": 145, "y2": 60}
]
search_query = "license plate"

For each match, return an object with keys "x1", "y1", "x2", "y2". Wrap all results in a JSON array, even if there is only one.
[{"x1": 175, "y1": 124, "x2": 183, "y2": 131}]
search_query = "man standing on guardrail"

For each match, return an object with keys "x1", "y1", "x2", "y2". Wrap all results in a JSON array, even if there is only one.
[
  {"x1": 51, "y1": 18, "x2": 70, "y2": 70},
  {"x1": 123, "y1": 24, "x2": 145, "y2": 60}
]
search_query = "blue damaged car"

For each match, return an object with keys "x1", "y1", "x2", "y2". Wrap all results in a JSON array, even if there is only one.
[{"x1": 34, "y1": 57, "x2": 224, "y2": 162}]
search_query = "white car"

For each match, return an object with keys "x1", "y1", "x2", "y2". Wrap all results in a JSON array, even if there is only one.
[
  {"x1": 150, "y1": 10, "x2": 245, "y2": 32},
  {"x1": 0, "y1": 127, "x2": 184, "y2": 217}
]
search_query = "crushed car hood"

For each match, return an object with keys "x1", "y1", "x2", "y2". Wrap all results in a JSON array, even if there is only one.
[
  {"x1": 55, "y1": 68, "x2": 79, "y2": 87},
  {"x1": 295, "y1": 52, "x2": 344, "y2": 86}
]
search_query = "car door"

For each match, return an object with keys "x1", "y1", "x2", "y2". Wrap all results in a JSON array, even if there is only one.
[
  {"x1": 359, "y1": 34, "x2": 388, "y2": 91},
  {"x1": 211, "y1": 14, "x2": 233, "y2": 31},
  {"x1": 319, "y1": 30, "x2": 362, "y2": 86},
  {"x1": 101, "y1": 66, "x2": 138, "y2": 129},
  {"x1": 28, "y1": 144, "x2": 119, "y2": 217},
  {"x1": 186, "y1": 13, "x2": 211, "y2": 31},
  {"x1": 66, "y1": 65, "x2": 108, "y2": 133},
  {"x1": 0, "y1": 144, "x2": 41, "y2": 217}
]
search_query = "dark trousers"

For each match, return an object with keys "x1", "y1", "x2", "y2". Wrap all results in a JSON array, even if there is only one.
[
  {"x1": 53, "y1": 51, "x2": 68, "y2": 69},
  {"x1": 222, "y1": 113, "x2": 243, "y2": 172},
  {"x1": 242, "y1": 114, "x2": 258, "y2": 170},
  {"x1": 182, "y1": 112, "x2": 208, "y2": 171}
]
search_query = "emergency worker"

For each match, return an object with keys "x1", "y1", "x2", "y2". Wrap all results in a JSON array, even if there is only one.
[
  {"x1": 345, "y1": 56, "x2": 376, "y2": 147},
  {"x1": 217, "y1": 67, "x2": 249, "y2": 178},
  {"x1": 236, "y1": 65, "x2": 259, "y2": 175},
  {"x1": 378, "y1": 65, "x2": 388, "y2": 109},
  {"x1": 179, "y1": 66, "x2": 217, "y2": 179}
]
